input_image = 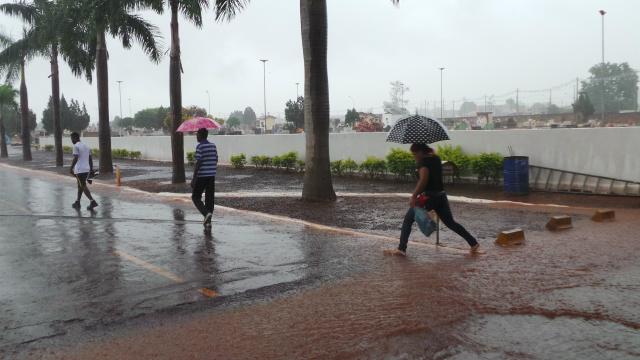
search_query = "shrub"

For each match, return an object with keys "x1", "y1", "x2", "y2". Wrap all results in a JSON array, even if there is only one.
[
  {"x1": 330, "y1": 160, "x2": 344, "y2": 177},
  {"x1": 91, "y1": 148, "x2": 99, "y2": 156},
  {"x1": 250, "y1": 155, "x2": 261, "y2": 167},
  {"x1": 260, "y1": 155, "x2": 272, "y2": 168},
  {"x1": 272, "y1": 155, "x2": 282, "y2": 170},
  {"x1": 44, "y1": 144, "x2": 54, "y2": 152},
  {"x1": 340, "y1": 157, "x2": 359, "y2": 177},
  {"x1": 280, "y1": 151, "x2": 298, "y2": 171},
  {"x1": 296, "y1": 159, "x2": 305, "y2": 173},
  {"x1": 386, "y1": 148, "x2": 416, "y2": 180},
  {"x1": 437, "y1": 144, "x2": 470, "y2": 177},
  {"x1": 129, "y1": 151, "x2": 141, "y2": 160},
  {"x1": 230, "y1": 153, "x2": 246, "y2": 169},
  {"x1": 469, "y1": 152, "x2": 503, "y2": 184},
  {"x1": 111, "y1": 149, "x2": 130, "y2": 159},
  {"x1": 33, "y1": 145, "x2": 39, "y2": 150},
  {"x1": 186, "y1": 152, "x2": 196, "y2": 165},
  {"x1": 359, "y1": 156, "x2": 387, "y2": 179},
  {"x1": 62, "y1": 145, "x2": 73, "y2": 154}
]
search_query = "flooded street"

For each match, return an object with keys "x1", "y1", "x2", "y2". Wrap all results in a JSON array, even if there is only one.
[{"x1": 1, "y1": 163, "x2": 639, "y2": 359}]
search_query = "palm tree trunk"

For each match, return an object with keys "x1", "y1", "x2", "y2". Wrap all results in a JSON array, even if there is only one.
[
  {"x1": 170, "y1": 1, "x2": 185, "y2": 184},
  {"x1": 50, "y1": 41, "x2": 63, "y2": 167},
  {"x1": 301, "y1": 0, "x2": 335, "y2": 202},
  {"x1": 0, "y1": 104, "x2": 6, "y2": 158},
  {"x1": 96, "y1": 30, "x2": 113, "y2": 174},
  {"x1": 20, "y1": 60, "x2": 32, "y2": 161}
]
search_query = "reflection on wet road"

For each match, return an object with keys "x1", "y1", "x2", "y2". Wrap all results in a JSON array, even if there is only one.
[{"x1": 2, "y1": 164, "x2": 640, "y2": 359}]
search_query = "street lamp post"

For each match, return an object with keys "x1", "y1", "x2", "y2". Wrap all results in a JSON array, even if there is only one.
[
  {"x1": 600, "y1": 10, "x2": 606, "y2": 125},
  {"x1": 295, "y1": 82, "x2": 299, "y2": 98},
  {"x1": 206, "y1": 90, "x2": 210, "y2": 115},
  {"x1": 260, "y1": 59, "x2": 268, "y2": 132},
  {"x1": 116, "y1": 80, "x2": 123, "y2": 118},
  {"x1": 439, "y1": 68, "x2": 445, "y2": 120},
  {"x1": 128, "y1": 98, "x2": 131, "y2": 117}
]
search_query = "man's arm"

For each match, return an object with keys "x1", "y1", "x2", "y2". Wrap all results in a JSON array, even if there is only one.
[
  {"x1": 190, "y1": 159, "x2": 202, "y2": 189},
  {"x1": 70, "y1": 155, "x2": 78, "y2": 174}
]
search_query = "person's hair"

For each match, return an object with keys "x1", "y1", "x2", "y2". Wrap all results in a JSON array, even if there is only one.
[
  {"x1": 197, "y1": 128, "x2": 209, "y2": 139},
  {"x1": 410, "y1": 143, "x2": 432, "y2": 154},
  {"x1": 70, "y1": 132, "x2": 80, "y2": 139}
]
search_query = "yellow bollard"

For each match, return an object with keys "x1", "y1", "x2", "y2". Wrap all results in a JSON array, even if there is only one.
[
  {"x1": 495, "y1": 229, "x2": 526, "y2": 246},
  {"x1": 116, "y1": 165, "x2": 121, "y2": 186},
  {"x1": 546, "y1": 215, "x2": 573, "y2": 230}
]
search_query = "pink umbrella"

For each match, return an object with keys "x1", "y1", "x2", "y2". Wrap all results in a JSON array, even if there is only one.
[{"x1": 175, "y1": 117, "x2": 222, "y2": 132}]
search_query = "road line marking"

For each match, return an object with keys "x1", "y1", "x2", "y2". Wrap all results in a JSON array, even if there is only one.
[
  {"x1": 112, "y1": 250, "x2": 219, "y2": 297},
  {"x1": 0, "y1": 199, "x2": 33, "y2": 215}
]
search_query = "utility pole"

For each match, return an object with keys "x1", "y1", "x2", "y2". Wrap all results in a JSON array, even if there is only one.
[
  {"x1": 600, "y1": 10, "x2": 606, "y2": 125},
  {"x1": 260, "y1": 59, "x2": 268, "y2": 132},
  {"x1": 116, "y1": 80, "x2": 123, "y2": 118},
  {"x1": 439, "y1": 68, "x2": 445, "y2": 119}
]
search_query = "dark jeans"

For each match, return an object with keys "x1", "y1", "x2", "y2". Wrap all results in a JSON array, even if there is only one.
[
  {"x1": 192, "y1": 176, "x2": 215, "y2": 217},
  {"x1": 399, "y1": 191, "x2": 477, "y2": 252}
]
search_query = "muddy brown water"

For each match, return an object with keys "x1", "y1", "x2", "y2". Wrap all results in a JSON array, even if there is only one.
[{"x1": 30, "y1": 208, "x2": 640, "y2": 359}]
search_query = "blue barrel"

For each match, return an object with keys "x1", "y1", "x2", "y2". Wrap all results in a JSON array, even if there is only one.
[{"x1": 503, "y1": 156, "x2": 529, "y2": 196}]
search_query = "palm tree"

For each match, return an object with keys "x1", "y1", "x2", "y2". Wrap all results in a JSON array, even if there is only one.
[
  {"x1": 73, "y1": 0, "x2": 163, "y2": 174},
  {"x1": 1, "y1": 0, "x2": 93, "y2": 167},
  {"x1": 0, "y1": 85, "x2": 19, "y2": 158},
  {"x1": 0, "y1": 29, "x2": 41, "y2": 161}
]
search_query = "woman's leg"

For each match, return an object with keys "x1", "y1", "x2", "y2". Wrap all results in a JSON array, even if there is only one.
[
  {"x1": 398, "y1": 207, "x2": 415, "y2": 252},
  {"x1": 433, "y1": 195, "x2": 478, "y2": 247}
]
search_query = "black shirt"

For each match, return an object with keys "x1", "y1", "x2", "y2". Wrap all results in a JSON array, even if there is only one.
[{"x1": 418, "y1": 155, "x2": 444, "y2": 192}]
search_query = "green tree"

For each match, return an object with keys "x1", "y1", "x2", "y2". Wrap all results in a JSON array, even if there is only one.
[
  {"x1": 572, "y1": 91, "x2": 596, "y2": 123},
  {"x1": 459, "y1": 101, "x2": 477, "y2": 116},
  {"x1": 227, "y1": 117, "x2": 240, "y2": 129},
  {"x1": 42, "y1": 95, "x2": 90, "y2": 133},
  {"x1": 71, "y1": 0, "x2": 163, "y2": 174},
  {"x1": 134, "y1": 106, "x2": 168, "y2": 129},
  {"x1": 581, "y1": 62, "x2": 639, "y2": 114},
  {"x1": 344, "y1": 108, "x2": 358, "y2": 126},
  {"x1": 228, "y1": 110, "x2": 243, "y2": 123},
  {"x1": 506, "y1": 98, "x2": 516, "y2": 111},
  {"x1": 1, "y1": 0, "x2": 93, "y2": 166},
  {"x1": 382, "y1": 80, "x2": 408, "y2": 114},
  {"x1": 547, "y1": 104, "x2": 561, "y2": 114},
  {"x1": 242, "y1": 106, "x2": 257, "y2": 127},
  {"x1": 284, "y1": 96, "x2": 304, "y2": 130},
  {"x1": 0, "y1": 85, "x2": 19, "y2": 158}
]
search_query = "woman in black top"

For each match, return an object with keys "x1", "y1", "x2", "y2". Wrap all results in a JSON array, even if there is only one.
[{"x1": 389, "y1": 143, "x2": 479, "y2": 255}]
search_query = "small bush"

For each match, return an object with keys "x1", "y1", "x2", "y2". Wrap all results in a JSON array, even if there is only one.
[
  {"x1": 469, "y1": 152, "x2": 503, "y2": 184},
  {"x1": 260, "y1": 155, "x2": 272, "y2": 168},
  {"x1": 44, "y1": 144, "x2": 54, "y2": 152},
  {"x1": 250, "y1": 155, "x2": 261, "y2": 168},
  {"x1": 437, "y1": 144, "x2": 470, "y2": 177},
  {"x1": 91, "y1": 148, "x2": 99, "y2": 156},
  {"x1": 340, "y1": 157, "x2": 359, "y2": 177},
  {"x1": 62, "y1": 145, "x2": 73, "y2": 154},
  {"x1": 272, "y1": 155, "x2": 282, "y2": 170},
  {"x1": 386, "y1": 148, "x2": 417, "y2": 180},
  {"x1": 111, "y1": 149, "x2": 130, "y2": 159},
  {"x1": 186, "y1": 152, "x2": 196, "y2": 165},
  {"x1": 280, "y1": 151, "x2": 298, "y2": 171},
  {"x1": 296, "y1": 159, "x2": 305, "y2": 173},
  {"x1": 33, "y1": 145, "x2": 39, "y2": 150},
  {"x1": 230, "y1": 153, "x2": 247, "y2": 169},
  {"x1": 359, "y1": 156, "x2": 387, "y2": 179},
  {"x1": 330, "y1": 160, "x2": 344, "y2": 177},
  {"x1": 129, "y1": 151, "x2": 141, "y2": 160}
]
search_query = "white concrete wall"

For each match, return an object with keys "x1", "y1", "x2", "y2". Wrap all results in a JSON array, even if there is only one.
[{"x1": 40, "y1": 127, "x2": 640, "y2": 182}]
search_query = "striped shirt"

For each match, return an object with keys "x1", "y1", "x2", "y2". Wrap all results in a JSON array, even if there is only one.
[{"x1": 195, "y1": 140, "x2": 218, "y2": 177}]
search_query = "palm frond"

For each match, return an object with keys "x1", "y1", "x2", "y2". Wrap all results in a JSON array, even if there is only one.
[
  {"x1": 179, "y1": 0, "x2": 209, "y2": 27},
  {"x1": 0, "y1": 2, "x2": 39, "y2": 25},
  {"x1": 114, "y1": 13, "x2": 164, "y2": 62},
  {"x1": 213, "y1": 0, "x2": 249, "y2": 22}
]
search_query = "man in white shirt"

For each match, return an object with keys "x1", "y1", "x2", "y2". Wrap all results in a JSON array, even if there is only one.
[{"x1": 69, "y1": 132, "x2": 98, "y2": 210}]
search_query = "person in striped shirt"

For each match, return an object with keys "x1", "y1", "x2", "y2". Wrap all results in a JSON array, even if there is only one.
[{"x1": 190, "y1": 128, "x2": 218, "y2": 228}]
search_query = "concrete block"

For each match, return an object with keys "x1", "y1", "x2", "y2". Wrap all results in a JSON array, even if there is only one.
[
  {"x1": 495, "y1": 229, "x2": 526, "y2": 245},
  {"x1": 546, "y1": 215, "x2": 573, "y2": 230},
  {"x1": 591, "y1": 209, "x2": 615, "y2": 222}
]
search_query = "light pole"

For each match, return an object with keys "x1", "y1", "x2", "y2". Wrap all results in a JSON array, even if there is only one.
[
  {"x1": 206, "y1": 90, "x2": 210, "y2": 115},
  {"x1": 348, "y1": 96, "x2": 355, "y2": 109},
  {"x1": 295, "y1": 82, "x2": 299, "y2": 98},
  {"x1": 260, "y1": 59, "x2": 268, "y2": 132},
  {"x1": 116, "y1": 80, "x2": 123, "y2": 118},
  {"x1": 599, "y1": 10, "x2": 606, "y2": 125},
  {"x1": 400, "y1": 83, "x2": 404, "y2": 115},
  {"x1": 128, "y1": 98, "x2": 131, "y2": 117},
  {"x1": 439, "y1": 68, "x2": 445, "y2": 120}
]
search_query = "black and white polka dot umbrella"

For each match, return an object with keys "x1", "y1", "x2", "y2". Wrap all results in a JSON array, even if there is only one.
[{"x1": 386, "y1": 114, "x2": 451, "y2": 144}]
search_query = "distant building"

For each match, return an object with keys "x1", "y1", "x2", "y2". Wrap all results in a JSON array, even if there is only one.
[
  {"x1": 476, "y1": 112, "x2": 494, "y2": 128},
  {"x1": 257, "y1": 115, "x2": 277, "y2": 133}
]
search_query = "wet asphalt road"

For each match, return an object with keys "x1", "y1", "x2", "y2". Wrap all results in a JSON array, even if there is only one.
[{"x1": 0, "y1": 165, "x2": 393, "y2": 356}]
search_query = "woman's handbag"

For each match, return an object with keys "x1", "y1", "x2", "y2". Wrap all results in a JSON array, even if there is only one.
[{"x1": 414, "y1": 207, "x2": 437, "y2": 237}]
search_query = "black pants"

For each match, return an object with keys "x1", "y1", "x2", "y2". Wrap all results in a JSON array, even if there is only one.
[
  {"x1": 399, "y1": 191, "x2": 477, "y2": 252},
  {"x1": 192, "y1": 176, "x2": 215, "y2": 217}
]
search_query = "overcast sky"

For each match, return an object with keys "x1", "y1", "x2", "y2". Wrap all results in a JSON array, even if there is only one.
[{"x1": 1, "y1": 0, "x2": 638, "y2": 124}]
